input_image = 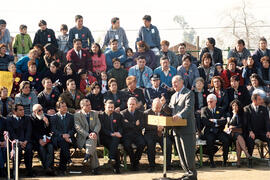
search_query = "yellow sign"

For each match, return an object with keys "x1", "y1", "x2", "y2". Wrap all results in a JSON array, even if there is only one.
[{"x1": 0, "y1": 71, "x2": 13, "y2": 96}]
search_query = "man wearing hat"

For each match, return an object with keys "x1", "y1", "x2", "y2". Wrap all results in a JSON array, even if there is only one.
[{"x1": 145, "y1": 74, "x2": 168, "y2": 109}]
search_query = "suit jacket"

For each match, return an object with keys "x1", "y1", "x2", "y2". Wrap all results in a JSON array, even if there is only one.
[
  {"x1": 226, "y1": 86, "x2": 251, "y2": 107},
  {"x1": 74, "y1": 110, "x2": 101, "y2": 148},
  {"x1": 99, "y1": 112, "x2": 123, "y2": 137},
  {"x1": 103, "y1": 90, "x2": 127, "y2": 111},
  {"x1": 209, "y1": 88, "x2": 229, "y2": 113},
  {"x1": 193, "y1": 88, "x2": 209, "y2": 111},
  {"x1": 38, "y1": 88, "x2": 61, "y2": 112},
  {"x1": 50, "y1": 112, "x2": 76, "y2": 146},
  {"x1": 145, "y1": 86, "x2": 168, "y2": 109},
  {"x1": 0, "y1": 117, "x2": 6, "y2": 142},
  {"x1": 163, "y1": 87, "x2": 196, "y2": 135},
  {"x1": 66, "y1": 48, "x2": 91, "y2": 71},
  {"x1": 243, "y1": 104, "x2": 270, "y2": 135},
  {"x1": 120, "y1": 109, "x2": 144, "y2": 137},
  {"x1": 59, "y1": 90, "x2": 85, "y2": 114},
  {"x1": 7, "y1": 115, "x2": 32, "y2": 142},
  {"x1": 200, "y1": 47, "x2": 223, "y2": 65},
  {"x1": 201, "y1": 106, "x2": 227, "y2": 136}
]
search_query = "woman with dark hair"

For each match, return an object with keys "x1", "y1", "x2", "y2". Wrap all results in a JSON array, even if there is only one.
[
  {"x1": 220, "y1": 57, "x2": 244, "y2": 89},
  {"x1": 61, "y1": 63, "x2": 79, "y2": 90},
  {"x1": 134, "y1": 41, "x2": 156, "y2": 69},
  {"x1": 198, "y1": 52, "x2": 217, "y2": 88},
  {"x1": 242, "y1": 56, "x2": 258, "y2": 86},
  {"x1": 42, "y1": 60, "x2": 63, "y2": 92},
  {"x1": 248, "y1": 73, "x2": 270, "y2": 96},
  {"x1": 86, "y1": 81, "x2": 104, "y2": 111},
  {"x1": 124, "y1": 48, "x2": 136, "y2": 70},
  {"x1": 44, "y1": 43, "x2": 66, "y2": 69},
  {"x1": 33, "y1": 44, "x2": 47, "y2": 73},
  {"x1": 209, "y1": 76, "x2": 229, "y2": 113},
  {"x1": 228, "y1": 99, "x2": 251, "y2": 168},
  {"x1": 14, "y1": 81, "x2": 38, "y2": 115},
  {"x1": 177, "y1": 54, "x2": 200, "y2": 90},
  {"x1": 199, "y1": 37, "x2": 223, "y2": 65},
  {"x1": 89, "y1": 43, "x2": 106, "y2": 78}
]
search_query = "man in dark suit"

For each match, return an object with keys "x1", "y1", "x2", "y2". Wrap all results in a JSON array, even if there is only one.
[
  {"x1": 145, "y1": 74, "x2": 168, "y2": 109},
  {"x1": 0, "y1": 116, "x2": 7, "y2": 177},
  {"x1": 50, "y1": 101, "x2": 76, "y2": 175},
  {"x1": 227, "y1": 75, "x2": 251, "y2": 107},
  {"x1": 6, "y1": 104, "x2": 35, "y2": 177},
  {"x1": 30, "y1": 104, "x2": 54, "y2": 175},
  {"x1": 144, "y1": 98, "x2": 173, "y2": 172},
  {"x1": 120, "y1": 97, "x2": 145, "y2": 171},
  {"x1": 201, "y1": 94, "x2": 230, "y2": 168},
  {"x1": 244, "y1": 91, "x2": 270, "y2": 167},
  {"x1": 66, "y1": 38, "x2": 91, "y2": 71},
  {"x1": 99, "y1": 100, "x2": 123, "y2": 174},
  {"x1": 161, "y1": 75, "x2": 197, "y2": 180}
]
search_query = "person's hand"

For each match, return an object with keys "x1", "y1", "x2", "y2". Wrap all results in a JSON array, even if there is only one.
[
  {"x1": 136, "y1": 120, "x2": 140, "y2": 126},
  {"x1": 137, "y1": 101, "x2": 142, "y2": 109},
  {"x1": 246, "y1": 85, "x2": 252, "y2": 91},
  {"x1": 111, "y1": 132, "x2": 115, "y2": 137},
  {"x1": 173, "y1": 115, "x2": 180, "y2": 121},
  {"x1": 114, "y1": 132, "x2": 122, "y2": 138},
  {"x1": 232, "y1": 109, "x2": 237, "y2": 115},
  {"x1": 47, "y1": 109, "x2": 56, "y2": 115},
  {"x1": 197, "y1": 110, "x2": 201, "y2": 114},
  {"x1": 124, "y1": 119, "x2": 129, "y2": 123},
  {"x1": 249, "y1": 131, "x2": 255, "y2": 140},
  {"x1": 115, "y1": 107, "x2": 120, "y2": 113},
  {"x1": 39, "y1": 139, "x2": 46, "y2": 146},
  {"x1": 160, "y1": 96, "x2": 166, "y2": 106},
  {"x1": 89, "y1": 132, "x2": 97, "y2": 139},
  {"x1": 242, "y1": 59, "x2": 247, "y2": 67},
  {"x1": 266, "y1": 131, "x2": 270, "y2": 139},
  {"x1": 157, "y1": 126, "x2": 164, "y2": 132},
  {"x1": 43, "y1": 116, "x2": 49, "y2": 126},
  {"x1": 62, "y1": 134, "x2": 70, "y2": 141}
]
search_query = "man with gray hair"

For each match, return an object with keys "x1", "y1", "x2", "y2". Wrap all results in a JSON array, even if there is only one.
[
  {"x1": 120, "y1": 97, "x2": 145, "y2": 171},
  {"x1": 201, "y1": 94, "x2": 230, "y2": 168},
  {"x1": 74, "y1": 99, "x2": 101, "y2": 174},
  {"x1": 30, "y1": 104, "x2": 55, "y2": 175},
  {"x1": 161, "y1": 75, "x2": 197, "y2": 180},
  {"x1": 144, "y1": 98, "x2": 173, "y2": 172}
]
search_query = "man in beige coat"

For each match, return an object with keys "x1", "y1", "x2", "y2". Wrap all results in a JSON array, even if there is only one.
[{"x1": 74, "y1": 99, "x2": 101, "y2": 174}]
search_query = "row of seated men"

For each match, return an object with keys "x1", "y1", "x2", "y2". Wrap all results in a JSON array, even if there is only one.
[{"x1": 0, "y1": 97, "x2": 174, "y2": 177}]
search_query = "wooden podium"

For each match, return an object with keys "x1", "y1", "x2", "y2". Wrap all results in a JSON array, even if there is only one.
[{"x1": 148, "y1": 115, "x2": 187, "y2": 180}]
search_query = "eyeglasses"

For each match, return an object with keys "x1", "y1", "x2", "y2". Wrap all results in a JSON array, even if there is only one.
[{"x1": 37, "y1": 109, "x2": 43, "y2": 113}]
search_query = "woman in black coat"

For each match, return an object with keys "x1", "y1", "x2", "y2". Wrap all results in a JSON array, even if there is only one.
[{"x1": 86, "y1": 82, "x2": 104, "y2": 111}]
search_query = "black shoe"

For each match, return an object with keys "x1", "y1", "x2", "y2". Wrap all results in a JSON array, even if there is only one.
[
  {"x1": 248, "y1": 157, "x2": 253, "y2": 168},
  {"x1": 58, "y1": 170, "x2": 67, "y2": 176},
  {"x1": 222, "y1": 161, "x2": 227, "y2": 167},
  {"x1": 26, "y1": 170, "x2": 36, "y2": 177},
  {"x1": 0, "y1": 168, "x2": 6, "y2": 177},
  {"x1": 131, "y1": 164, "x2": 139, "y2": 171},
  {"x1": 210, "y1": 162, "x2": 216, "y2": 168},
  {"x1": 46, "y1": 168, "x2": 56, "y2": 176},
  {"x1": 92, "y1": 168, "x2": 101, "y2": 175},
  {"x1": 148, "y1": 166, "x2": 155, "y2": 172},
  {"x1": 113, "y1": 168, "x2": 121, "y2": 174}
]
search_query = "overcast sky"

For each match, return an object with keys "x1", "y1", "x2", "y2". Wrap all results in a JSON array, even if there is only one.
[{"x1": 1, "y1": 0, "x2": 270, "y2": 49}]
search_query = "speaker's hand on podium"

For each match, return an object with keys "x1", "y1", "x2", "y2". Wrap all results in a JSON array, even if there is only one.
[{"x1": 173, "y1": 115, "x2": 181, "y2": 122}]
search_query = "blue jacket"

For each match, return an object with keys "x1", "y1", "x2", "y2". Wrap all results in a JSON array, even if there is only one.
[
  {"x1": 105, "y1": 48, "x2": 126, "y2": 71},
  {"x1": 68, "y1": 26, "x2": 94, "y2": 49},
  {"x1": 136, "y1": 24, "x2": 161, "y2": 49},
  {"x1": 144, "y1": 86, "x2": 168, "y2": 108},
  {"x1": 227, "y1": 47, "x2": 251, "y2": 67},
  {"x1": 177, "y1": 64, "x2": 199, "y2": 89},
  {"x1": 128, "y1": 65, "x2": 153, "y2": 88},
  {"x1": 16, "y1": 56, "x2": 39, "y2": 74},
  {"x1": 153, "y1": 66, "x2": 177, "y2": 87}
]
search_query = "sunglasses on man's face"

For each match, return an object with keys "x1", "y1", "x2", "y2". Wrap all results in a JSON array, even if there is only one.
[{"x1": 38, "y1": 109, "x2": 43, "y2": 113}]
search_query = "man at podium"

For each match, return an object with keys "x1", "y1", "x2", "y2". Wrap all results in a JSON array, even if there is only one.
[{"x1": 161, "y1": 75, "x2": 197, "y2": 180}]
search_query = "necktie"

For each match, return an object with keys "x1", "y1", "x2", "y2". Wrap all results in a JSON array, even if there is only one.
[
  {"x1": 62, "y1": 115, "x2": 67, "y2": 131},
  {"x1": 86, "y1": 114, "x2": 90, "y2": 126}
]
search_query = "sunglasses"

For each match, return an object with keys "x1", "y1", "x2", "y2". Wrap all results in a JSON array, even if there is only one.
[{"x1": 37, "y1": 109, "x2": 43, "y2": 113}]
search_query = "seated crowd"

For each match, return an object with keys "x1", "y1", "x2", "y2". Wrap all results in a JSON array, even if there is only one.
[{"x1": 0, "y1": 14, "x2": 270, "y2": 178}]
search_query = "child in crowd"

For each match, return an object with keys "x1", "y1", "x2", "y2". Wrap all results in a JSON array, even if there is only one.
[
  {"x1": 100, "y1": 71, "x2": 108, "y2": 94},
  {"x1": 215, "y1": 63, "x2": 223, "y2": 75},
  {"x1": 57, "y1": 24, "x2": 69, "y2": 54},
  {"x1": 78, "y1": 69, "x2": 97, "y2": 95},
  {"x1": 12, "y1": 24, "x2": 32, "y2": 59},
  {"x1": 124, "y1": 48, "x2": 135, "y2": 70}
]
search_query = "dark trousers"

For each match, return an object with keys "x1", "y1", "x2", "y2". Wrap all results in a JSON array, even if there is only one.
[
  {"x1": 144, "y1": 133, "x2": 172, "y2": 167},
  {"x1": 39, "y1": 143, "x2": 54, "y2": 169},
  {"x1": 13, "y1": 143, "x2": 33, "y2": 173},
  {"x1": 246, "y1": 132, "x2": 270, "y2": 157},
  {"x1": 205, "y1": 131, "x2": 230, "y2": 161},
  {"x1": 100, "y1": 135, "x2": 121, "y2": 168},
  {"x1": 55, "y1": 138, "x2": 71, "y2": 171},
  {"x1": 122, "y1": 134, "x2": 145, "y2": 166},
  {"x1": 0, "y1": 147, "x2": 6, "y2": 168}
]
